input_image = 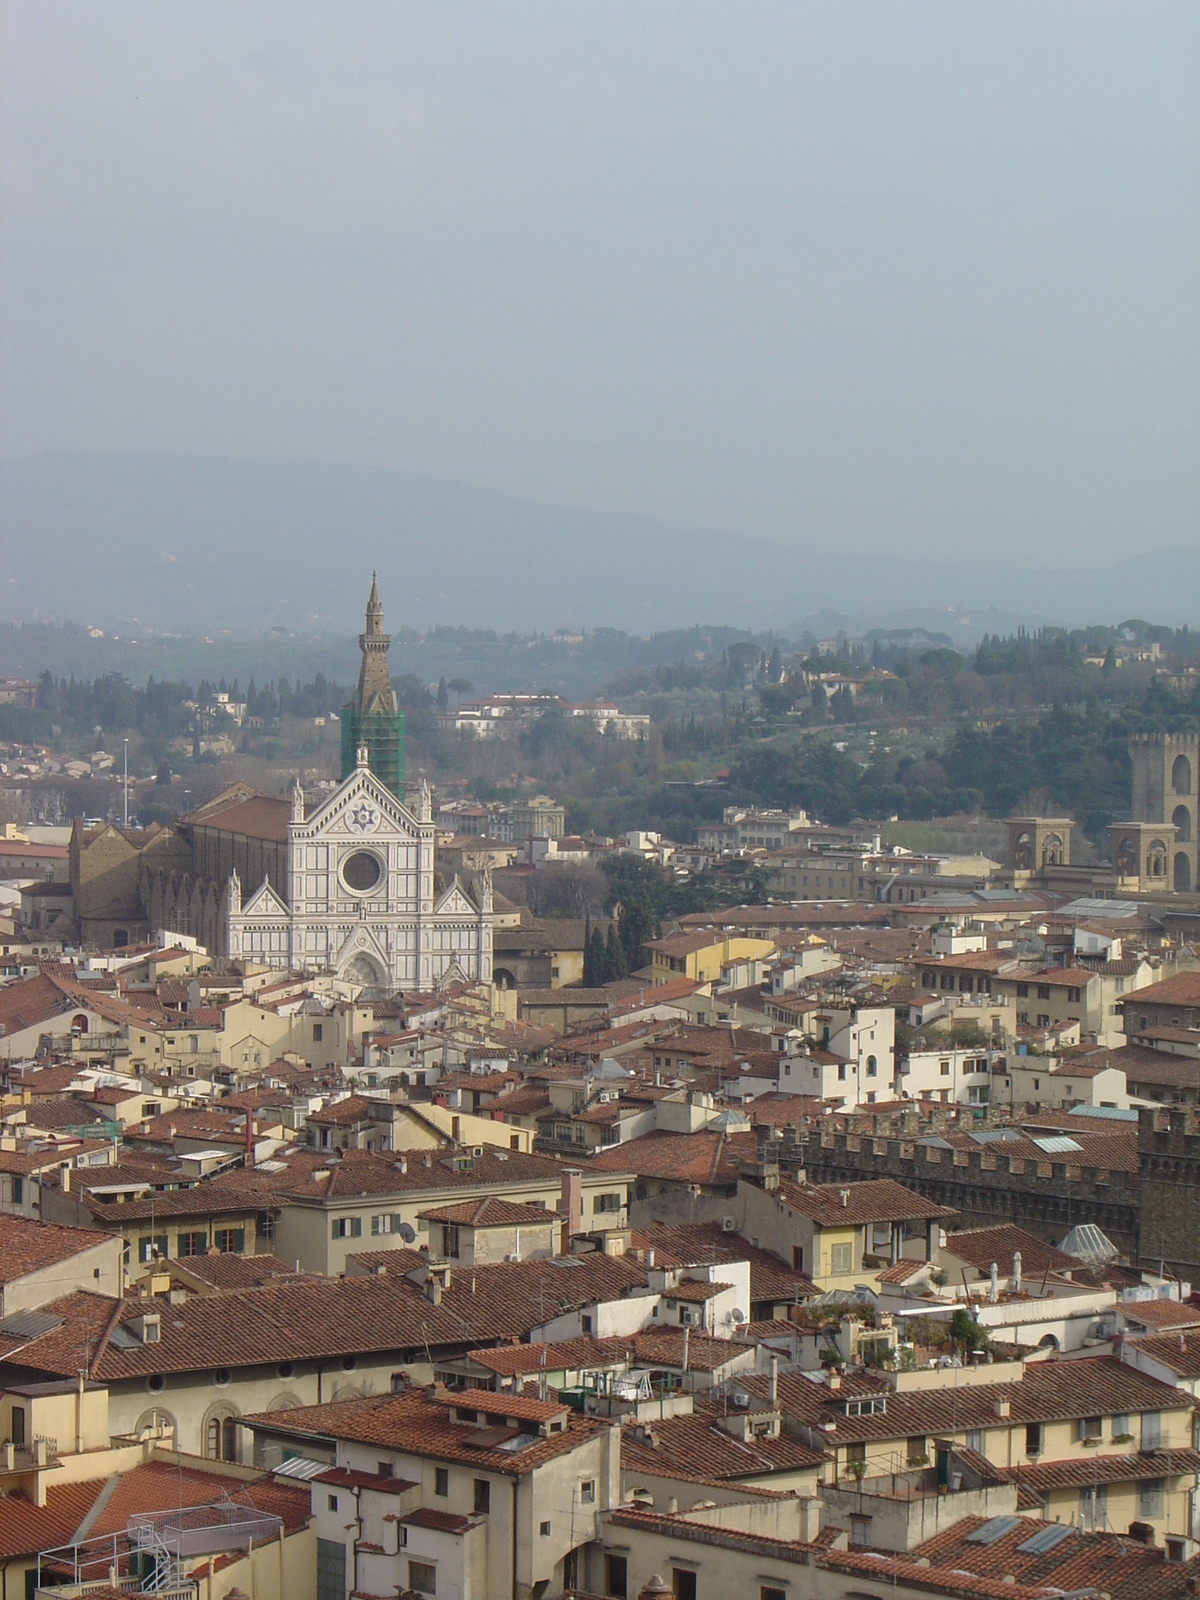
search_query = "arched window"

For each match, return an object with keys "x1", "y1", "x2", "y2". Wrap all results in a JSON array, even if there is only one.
[
  {"x1": 1116, "y1": 835, "x2": 1138, "y2": 877},
  {"x1": 202, "y1": 1402, "x2": 240, "y2": 1462},
  {"x1": 1147, "y1": 841, "x2": 1168, "y2": 879},
  {"x1": 1176, "y1": 853, "x2": 1193, "y2": 894},
  {"x1": 1173, "y1": 805, "x2": 1192, "y2": 844},
  {"x1": 133, "y1": 1407, "x2": 178, "y2": 1444},
  {"x1": 1041, "y1": 833, "x2": 1064, "y2": 868},
  {"x1": 1173, "y1": 754, "x2": 1193, "y2": 795},
  {"x1": 71, "y1": 1014, "x2": 89, "y2": 1034}
]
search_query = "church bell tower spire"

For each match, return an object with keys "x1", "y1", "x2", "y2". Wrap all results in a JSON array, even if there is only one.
[{"x1": 341, "y1": 572, "x2": 405, "y2": 795}]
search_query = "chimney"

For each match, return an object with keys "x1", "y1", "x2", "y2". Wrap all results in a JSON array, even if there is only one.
[
  {"x1": 769, "y1": 1352, "x2": 779, "y2": 1406},
  {"x1": 562, "y1": 1169, "x2": 582, "y2": 1238},
  {"x1": 638, "y1": 1579, "x2": 673, "y2": 1600},
  {"x1": 1012, "y1": 1251, "x2": 1022, "y2": 1294},
  {"x1": 798, "y1": 1496, "x2": 821, "y2": 1544},
  {"x1": 681, "y1": 1325, "x2": 689, "y2": 1375}
]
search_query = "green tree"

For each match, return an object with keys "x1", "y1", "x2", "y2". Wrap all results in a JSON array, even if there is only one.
[
  {"x1": 618, "y1": 887, "x2": 654, "y2": 972},
  {"x1": 589, "y1": 926, "x2": 607, "y2": 988},
  {"x1": 949, "y1": 1308, "x2": 988, "y2": 1354},
  {"x1": 603, "y1": 923, "x2": 627, "y2": 982},
  {"x1": 436, "y1": 677, "x2": 449, "y2": 711}
]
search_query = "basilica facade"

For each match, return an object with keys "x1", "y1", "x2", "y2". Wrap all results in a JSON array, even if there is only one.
[
  {"x1": 224, "y1": 748, "x2": 492, "y2": 992},
  {"x1": 145, "y1": 578, "x2": 491, "y2": 994}
]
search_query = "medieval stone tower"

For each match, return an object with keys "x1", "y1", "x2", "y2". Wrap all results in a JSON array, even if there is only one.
[{"x1": 1129, "y1": 732, "x2": 1198, "y2": 893}]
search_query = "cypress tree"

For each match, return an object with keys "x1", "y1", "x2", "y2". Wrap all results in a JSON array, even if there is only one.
[
  {"x1": 604, "y1": 923, "x2": 627, "y2": 983},
  {"x1": 589, "y1": 927, "x2": 607, "y2": 986}
]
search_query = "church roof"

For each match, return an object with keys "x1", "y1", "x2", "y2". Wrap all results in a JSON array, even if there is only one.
[{"x1": 186, "y1": 795, "x2": 293, "y2": 844}]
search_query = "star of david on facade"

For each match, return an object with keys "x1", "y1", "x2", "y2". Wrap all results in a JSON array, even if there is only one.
[{"x1": 348, "y1": 802, "x2": 379, "y2": 834}]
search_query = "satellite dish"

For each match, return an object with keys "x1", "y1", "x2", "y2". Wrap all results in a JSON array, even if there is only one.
[
  {"x1": 730, "y1": 1309, "x2": 747, "y2": 1325},
  {"x1": 398, "y1": 1222, "x2": 416, "y2": 1243}
]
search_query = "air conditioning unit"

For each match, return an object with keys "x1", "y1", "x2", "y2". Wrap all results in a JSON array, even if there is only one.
[{"x1": 721, "y1": 1217, "x2": 738, "y2": 1232}]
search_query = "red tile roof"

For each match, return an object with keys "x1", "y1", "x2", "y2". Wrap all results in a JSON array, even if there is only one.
[
  {"x1": 312, "y1": 1465, "x2": 418, "y2": 1494},
  {"x1": 943, "y1": 1225, "x2": 1076, "y2": 1278},
  {"x1": 186, "y1": 795, "x2": 292, "y2": 844},
  {"x1": 737, "y1": 1354, "x2": 1193, "y2": 1445},
  {"x1": 0, "y1": 1212, "x2": 114, "y2": 1287},
  {"x1": 0, "y1": 1477, "x2": 103, "y2": 1560},
  {"x1": 583, "y1": 1131, "x2": 744, "y2": 1186},
  {"x1": 241, "y1": 1387, "x2": 601, "y2": 1475},
  {"x1": 463, "y1": 1337, "x2": 623, "y2": 1377},
  {"x1": 0, "y1": 1250, "x2": 661, "y2": 1380},
  {"x1": 908, "y1": 1510, "x2": 1200, "y2": 1599},
  {"x1": 630, "y1": 1222, "x2": 818, "y2": 1303},
  {"x1": 1015, "y1": 1446, "x2": 1200, "y2": 1496},
  {"x1": 418, "y1": 1198, "x2": 558, "y2": 1229},
  {"x1": 308, "y1": 1096, "x2": 376, "y2": 1126},
  {"x1": 1125, "y1": 1329, "x2": 1200, "y2": 1379},
  {"x1": 401, "y1": 1506, "x2": 477, "y2": 1533},
  {"x1": 1125, "y1": 971, "x2": 1200, "y2": 1008},
  {"x1": 775, "y1": 1176, "x2": 954, "y2": 1227},
  {"x1": 86, "y1": 1460, "x2": 310, "y2": 1539},
  {"x1": 1121, "y1": 1297, "x2": 1200, "y2": 1331},
  {"x1": 619, "y1": 1400, "x2": 825, "y2": 1482}
]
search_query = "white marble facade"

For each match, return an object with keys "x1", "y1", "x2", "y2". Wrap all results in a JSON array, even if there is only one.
[{"x1": 225, "y1": 748, "x2": 491, "y2": 993}]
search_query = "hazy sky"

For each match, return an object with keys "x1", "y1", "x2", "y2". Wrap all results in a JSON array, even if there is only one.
[{"x1": 2, "y1": 3, "x2": 1197, "y2": 567}]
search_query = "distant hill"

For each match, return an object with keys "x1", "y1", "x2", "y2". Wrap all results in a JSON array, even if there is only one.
[{"x1": 2, "y1": 453, "x2": 1196, "y2": 634}]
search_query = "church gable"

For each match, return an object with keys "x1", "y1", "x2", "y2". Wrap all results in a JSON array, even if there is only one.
[
  {"x1": 332, "y1": 922, "x2": 391, "y2": 979},
  {"x1": 434, "y1": 878, "x2": 479, "y2": 918},
  {"x1": 300, "y1": 765, "x2": 418, "y2": 842},
  {"x1": 240, "y1": 878, "x2": 290, "y2": 919}
]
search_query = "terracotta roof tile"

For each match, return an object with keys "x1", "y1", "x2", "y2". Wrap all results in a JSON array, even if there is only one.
[
  {"x1": 0, "y1": 1213, "x2": 114, "y2": 1287},
  {"x1": 0, "y1": 1477, "x2": 103, "y2": 1560},
  {"x1": 908, "y1": 1510, "x2": 1200, "y2": 1599},
  {"x1": 1120, "y1": 1298, "x2": 1200, "y2": 1331},
  {"x1": 943, "y1": 1225, "x2": 1076, "y2": 1278},
  {"x1": 619, "y1": 1399, "x2": 825, "y2": 1483},
  {"x1": 417, "y1": 1198, "x2": 558, "y2": 1228},
  {"x1": 737, "y1": 1354, "x2": 1193, "y2": 1446},
  {"x1": 775, "y1": 1176, "x2": 954, "y2": 1226},
  {"x1": 241, "y1": 1387, "x2": 601, "y2": 1476},
  {"x1": 629, "y1": 1223, "x2": 817, "y2": 1303},
  {"x1": 1124, "y1": 1328, "x2": 1200, "y2": 1379}
]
